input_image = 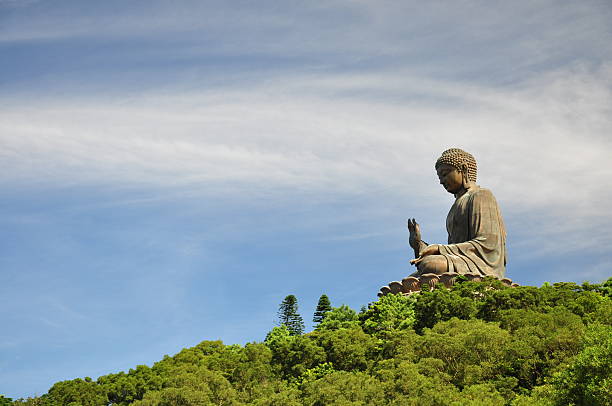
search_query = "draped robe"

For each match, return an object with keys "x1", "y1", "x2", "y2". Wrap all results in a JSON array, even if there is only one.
[{"x1": 438, "y1": 185, "x2": 506, "y2": 278}]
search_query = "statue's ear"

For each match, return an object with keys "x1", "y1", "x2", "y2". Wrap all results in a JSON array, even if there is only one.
[{"x1": 460, "y1": 163, "x2": 470, "y2": 186}]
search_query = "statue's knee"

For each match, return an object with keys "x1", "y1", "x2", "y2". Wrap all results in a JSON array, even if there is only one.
[{"x1": 417, "y1": 255, "x2": 448, "y2": 275}]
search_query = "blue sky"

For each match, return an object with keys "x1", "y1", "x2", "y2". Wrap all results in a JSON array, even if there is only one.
[{"x1": 1, "y1": 0, "x2": 611, "y2": 398}]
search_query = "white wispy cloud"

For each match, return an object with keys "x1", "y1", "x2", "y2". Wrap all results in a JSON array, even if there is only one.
[
  {"x1": 1, "y1": 64, "x2": 611, "y2": 256},
  {"x1": 2, "y1": 0, "x2": 609, "y2": 72}
]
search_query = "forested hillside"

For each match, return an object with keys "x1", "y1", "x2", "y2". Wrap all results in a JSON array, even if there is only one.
[{"x1": 5, "y1": 278, "x2": 611, "y2": 406}]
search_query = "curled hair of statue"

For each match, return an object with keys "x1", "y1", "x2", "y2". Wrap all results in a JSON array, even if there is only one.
[{"x1": 435, "y1": 148, "x2": 477, "y2": 183}]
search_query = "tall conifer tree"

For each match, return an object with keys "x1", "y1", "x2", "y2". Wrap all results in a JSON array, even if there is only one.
[
  {"x1": 313, "y1": 294, "x2": 332, "y2": 324},
  {"x1": 277, "y1": 294, "x2": 305, "y2": 335}
]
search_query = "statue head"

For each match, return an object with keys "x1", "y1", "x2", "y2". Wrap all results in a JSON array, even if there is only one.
[
  {"x1": 435, "y1": 148, "x2": 477, "y2": 195},
  {"x1": 435, "y1": 148, "x2": 477, "y2": 182}
]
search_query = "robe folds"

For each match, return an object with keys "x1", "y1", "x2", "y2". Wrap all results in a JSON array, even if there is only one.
[{"x1": 438, "y1": 185, "x2": 507, "y2": 278}]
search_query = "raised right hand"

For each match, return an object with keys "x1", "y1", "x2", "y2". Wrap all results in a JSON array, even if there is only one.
[{"x1": 407, "y1": 218, "x2": 422, "y2": 250}]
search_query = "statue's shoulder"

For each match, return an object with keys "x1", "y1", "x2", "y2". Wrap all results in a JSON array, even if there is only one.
[
  {"x1": 472, "y1": 185, "x2": 492, "y2": 195},
  {"x1": 469, "y1": 186, "x2": 499, "y2": 203}
]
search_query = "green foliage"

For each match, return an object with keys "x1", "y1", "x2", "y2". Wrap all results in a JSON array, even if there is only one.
[
  {"x1": 458, "y1": 383, "x2": 507, "y2": 406},
  {"x1": 582, "y1": 277, "x2": 612, "y2": 297},
  {"x1": 315, "y1": 305, "x2": 359, "y2": 331},
  {"x1": 229, "y1": 343, "x2": 277, "y2": 403},
  {"x1": 499, "y1": 307, "x2": 585, "y2": 389},
  {"x1": 296, "y1": 362, "x2": 335, "y2": 386},
  {"x1": 15, "y1": 278, "x2": 612, "y2": 406},
  {"x1": 413, "y1": 285, "x2": 479, "y2": 332},
  {"x1": 264, "y1": 325, "x2": 291, "y2": 347},
  {"x1": 265, "y1": 330, "x2": 326, "y2": 379},
  {"x1": 98, "y1": 365, "x2": 162, "y2": 405},
  {"x1": 375, "y1": 359, "x2": 453, "y2": 405},
  {"x1": 249, "y1": 383, "x2": 301, "y2": 406},
  {"x1": 277, "y1": 295, "x2": 305, "y2": 336},
  {"x1": 479, "y1": 281, "x2": 608, "y2": 323},
  {"x1": 301, "y1": 371, "x2": 386, "y2": 405},
  {"x1": 417, "y1": 318, "x2": 513, "y2": 388},
  {"x1": 510, "y1": 385, "x2": 557, "y2": 406},
  {"x1": 0, "y1": 396, "x2": 12, "y2": 406},
  {"x1": 547, "y1": 323, "x2": 612, "y2": 406},
  {"x1": 412, "y1": 277, "x2": 609, "y2": 332},
  {"x1": 313, "y1": 294, "x2": 332, "y2": 324},
  {"x1": 315, "y1": 326, "x2": 377, "y2": 371},
  {"x1": 134, "y1": 366, "x2": 239, "y2": 405},
  {"x1": 10, "y1": 398, "x2": 46, "y2": 406},
  {"x1": 46, "y1": 378, "x2": 107, "y2": 406},
  {"x1": 360, "y1": 292, "x2": 416, "y2": 335}
]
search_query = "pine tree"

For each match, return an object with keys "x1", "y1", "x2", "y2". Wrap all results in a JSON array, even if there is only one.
[
  {"x1": 277, "y1": 294, "x2": 305, "y2": 335},
  {"x1": 313, "y1": 294, "x2": 332, "y2": 324}
]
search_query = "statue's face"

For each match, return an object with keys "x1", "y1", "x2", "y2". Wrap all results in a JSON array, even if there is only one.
[{"x1": 436, "y1": 163, "x2": 463, "y2": 194}]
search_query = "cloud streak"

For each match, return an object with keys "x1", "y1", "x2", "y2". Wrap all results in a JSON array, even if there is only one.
[
  {"x1": 1, "y1": 64, "x2": 611, "y2": 257},
  {"x1": 2, "y1": 1, "x2": 610, "y2": 85}
]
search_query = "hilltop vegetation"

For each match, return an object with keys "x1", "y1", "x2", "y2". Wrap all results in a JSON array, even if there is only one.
[{"x1": 7, "y1": 278, "x2": 611, "y2": 406}]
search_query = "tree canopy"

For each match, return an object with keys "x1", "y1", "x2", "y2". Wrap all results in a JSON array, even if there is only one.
[
  {"x1": 312, "y1": 294, "x2": 332, "y2": 325},
  {"x1": 11, "y1": 277, "x2": 612, "y2": 406},
  {"x1": 277, "y1": 295, "x2": 305, "y2": 336}
]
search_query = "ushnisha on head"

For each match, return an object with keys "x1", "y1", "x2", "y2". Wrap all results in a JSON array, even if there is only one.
[{"x1": 435, "y1": 148, "x2": 477, "y2": 183}]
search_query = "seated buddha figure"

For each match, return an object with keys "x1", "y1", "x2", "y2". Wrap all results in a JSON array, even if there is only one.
[{"x1": 408, "y1": 148, "x2": 507, "y2": 279}]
